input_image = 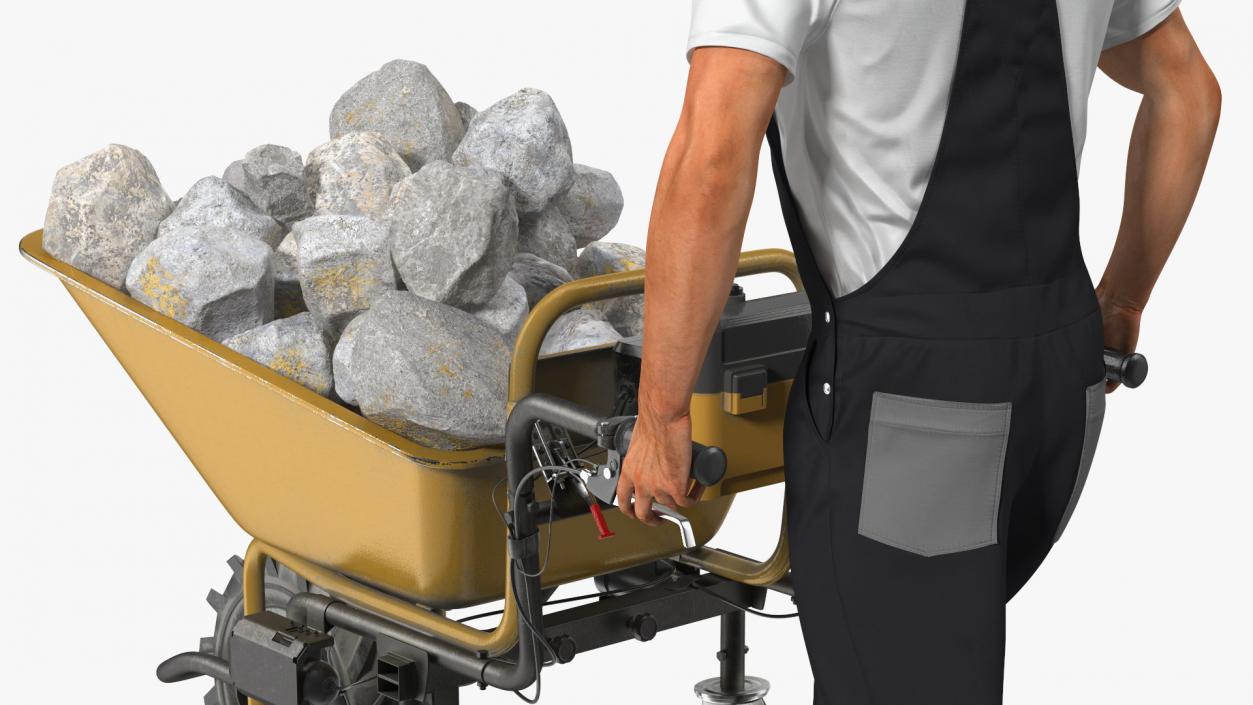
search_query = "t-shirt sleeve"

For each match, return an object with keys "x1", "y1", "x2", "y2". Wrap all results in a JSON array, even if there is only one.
[
  {"x1": 686, "y1": 0, "x2": 838, "y2": 79},
  {"x1": 1104, "y1": 0, "x2": 1181, "y2": 49}
]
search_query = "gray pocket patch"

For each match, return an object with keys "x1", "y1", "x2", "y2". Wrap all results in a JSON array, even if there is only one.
[
  {"x1": 858, "y1": 392, "x2": 1012, "y2": 557},
  {"x1": 1054, "y1": 381, "x2": 1107, "y2": 541}
]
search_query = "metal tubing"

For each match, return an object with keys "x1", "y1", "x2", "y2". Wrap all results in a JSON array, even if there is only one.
[
  {"x1": 508, "y1": 248, "x2": 803, "y2": 407},
  {"x1": 156, "y1": 652, "x2": 232, "y2": 684},
  {"x1": 242, "y1": 540, "x2": 521, "y2": 656},
  {"x1": 680, "y1": 509, "x2": 791, "y2": 587},
  {"x1": 720, "y1": 611, "x2": 747, "y2": 693},
  {"x1": 287, "y1": 593, "x2": 536, "y2": 691}
]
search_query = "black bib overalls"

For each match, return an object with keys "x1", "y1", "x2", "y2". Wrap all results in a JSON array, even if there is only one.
[{"x1": 769, "y1": 1, "x2": 1109, "y2": 702}]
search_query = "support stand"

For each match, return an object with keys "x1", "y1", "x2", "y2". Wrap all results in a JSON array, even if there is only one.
[{"x1": 694, "y1": 611, "x2": 770, "y2": 704}]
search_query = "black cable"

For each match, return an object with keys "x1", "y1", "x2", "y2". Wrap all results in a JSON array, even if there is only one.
[
  {"x1": 455, "y1": 561, "x2": 679, "y2": 624},
  {"x1": 693, "y1": 583, "x2": 799, "y2": 620},
  {"x1": 540, "y1": 561, "x2": 679, "y2": 607},
  {"x1": 509, "y1": 555, "x2": 559, "y2": 703}
]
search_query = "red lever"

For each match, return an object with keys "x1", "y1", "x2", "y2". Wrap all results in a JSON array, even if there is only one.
[{"x1": 589, "y1": 503, "x2": 615, "y2": 540}]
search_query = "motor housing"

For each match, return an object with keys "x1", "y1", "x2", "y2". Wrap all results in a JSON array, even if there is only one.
[{"x1": 230, "y1": 611, "x2": 339, "y2": 705}]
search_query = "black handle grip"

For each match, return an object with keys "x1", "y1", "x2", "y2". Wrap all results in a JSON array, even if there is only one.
[
  {"x1": 1103, "y1": 348, "x2": 1149, "y2": 389},
  {"x1": 613, "y1": 419, "x2": 727, "y2": 487}
]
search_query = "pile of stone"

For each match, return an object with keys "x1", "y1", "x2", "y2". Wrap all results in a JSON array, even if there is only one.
[{"x1": 41, "y1": 59, "x2": 640, "y2": 450}]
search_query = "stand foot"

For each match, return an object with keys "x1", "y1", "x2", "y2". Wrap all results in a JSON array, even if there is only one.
[{"x1": 694, "y1": 675, "x2": 770, "y2": 704}]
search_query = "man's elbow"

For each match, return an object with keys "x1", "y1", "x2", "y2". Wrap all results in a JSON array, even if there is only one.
[
  {"x1": 1149, "y1": 58, "x2": 1222, "y2": 138},
  {"x1": 1199, "y1": 68, "x2": 1222, "y2": 135}
]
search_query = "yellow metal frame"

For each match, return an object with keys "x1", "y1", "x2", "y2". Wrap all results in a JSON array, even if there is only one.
[{"x1": 509, "y1": 248, "x2": 800, "y2": 588}]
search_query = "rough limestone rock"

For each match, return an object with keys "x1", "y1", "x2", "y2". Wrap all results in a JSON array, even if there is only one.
[
  {"x1": 540, "y1": 307, "x2": 622, "y2": 356},
  {"x1": 294, "y1": 215, "x2": 396, "y2": 338},
  {"x1": 159, "y1": 176, "x2": 284, "y2": 248},
  {"x1": 574, "y1": 241, "x2": 646, "y2": 337},
  {"x1": 306, "y1": 132, "x2": 410, "y2": 219},
  {"x1": 330, "y1": 60, "x2": 464, "y2": 171},
  {"x1": 388, "y1": 161, "x2": 517, "y2": 309},
  {"x1": 349, "y1": 291, "x2": 510, "y2": 449},
  {"x1": 510, "y1": 253, "x2": 573, "y2": 307},
  {"x1": 223, "y1": 144, "x2": 314, "y2": 225},
  {"x1": 517, "y1": 208, "x2": 577, "y2": 273},
  {"x1": 125, "y1": 227, "x2": 273, "y2": 341},
  {"x1": 332, "y1": 314, "x2": 364, "y2": 406},
  {"x1": 274, "y1": 231, "x2": 306, "y2": 317},
  {"x1": 452, "y1": 88, "x2": 574, "y2": 213},
  {"x1": 554, "y1": 165, "x2": 624, "y2": 247},
  {"x1": 43, "y1": 144, "x2": 173, "y2": 290},
  {"x1": 469, "y1": 275, "x2": 529, "y2": 347},
  {"x1": 455, "y1": 101, "x2": 477, "y2": 131},
  {"x1": 224, "y1": 312, "x2": 334, "y2": 397}
]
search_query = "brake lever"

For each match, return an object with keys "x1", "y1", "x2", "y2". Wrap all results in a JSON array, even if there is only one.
[{"x1": 580, "y1": 416, "x2": 722, "y2": 549}]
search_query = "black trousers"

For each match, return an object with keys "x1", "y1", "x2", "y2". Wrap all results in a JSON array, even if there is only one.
[{"x1": 783, "y1": 308, "x2": 1107, "y2": 704}]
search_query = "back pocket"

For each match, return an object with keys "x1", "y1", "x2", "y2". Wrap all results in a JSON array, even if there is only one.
[{"x1": 858, "y1": 392, "x2": 1012, "y2": 557}]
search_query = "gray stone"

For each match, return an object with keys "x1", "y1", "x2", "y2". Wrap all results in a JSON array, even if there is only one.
[
  {"x1": 518, "y1": 208, "x2": 577, "y2": 272},
  {"x1": 274, "y1": 231, "x2": 307, "y2": 317},
  {"x1": 469, "y1": 275, "x2": 529, "y2": 347},
  {"x1": 306, "y1": 132, "x2": 410, "y2": 219},
  {"x1": 332, "y1": 314, "x2": 365, "y2": 406},
  {"x1": 330, "y1": 60, "x2": 464, "y2": 171},
  {"x1": 510, "y1": 253, "x2": 573, "y2": 308},
  {"x1": 540, "y1": 307, "x2": 622, "y2": 356},
  {"x1": 451, "y1": 88, "x2": 574, "y2": 213},
  {"x1": 125, "y1": 227, "x2": 273, "y2": 341},
  {"x1": 388, "y1": 161, "x2": 518, "y2": 309},
  {"x1": 455, "y1": 101, "x2": 478, "y2": 132},
  {"x1": 294, "y1": 215, "x2": 397, "y2": 338},
  {"x1": 555, "y1": 164, "x2": 624, "y2": 247},
  {"x1": 159, "y1": 176, "x2": 284, "y2": 248},
  {"x1": 224, "y1": 312, "x2": 334, "y2": 397},
  {"x1": 574, "y1": 241, "x2": 646, "y2": 337},
  {"x1": 349, "y1": 291, "x2": 510, "y2": 449},
  {"x1": 223, "y1": 144, "x2": 314, "y2": 225},
  {"x1": 43, "y1": 144, "x2": 173, "y2": 290}
]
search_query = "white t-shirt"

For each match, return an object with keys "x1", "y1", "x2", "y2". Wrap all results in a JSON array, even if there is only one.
[{"x1": 688, "y1": 0, "x2": 1181, "y2": 296}]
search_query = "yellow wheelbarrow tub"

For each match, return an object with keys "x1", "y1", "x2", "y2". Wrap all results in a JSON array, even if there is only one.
[{"x1": 19, "y1": 229, "x2": 735, "y2": 610}]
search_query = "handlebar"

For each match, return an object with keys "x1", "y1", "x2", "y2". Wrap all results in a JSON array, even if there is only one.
[
  {"x1": 611, "y1": 418, "x2": 728, "y2": 489},
  {"x1": 1103, "y1": 348, "x2": 1149, "y2": 388}
]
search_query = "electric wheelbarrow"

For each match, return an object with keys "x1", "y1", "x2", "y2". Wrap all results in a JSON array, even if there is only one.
[{"x1": 19, "y1": 230, "x2": 1147, "y2": 705}]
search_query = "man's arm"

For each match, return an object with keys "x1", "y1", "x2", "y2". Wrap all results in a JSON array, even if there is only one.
[
  {"x1": 1096, "y1": 10, "x2": 1220, "y2": 389},
  {"x1": 616, "y1": 48, "x2": 787, "y2": 524}
]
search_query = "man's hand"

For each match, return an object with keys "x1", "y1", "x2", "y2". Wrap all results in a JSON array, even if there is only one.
[
  {"x1": 616, "y1": 414, "x2": 697, "y2": 526},
  {"x1": 1096, "y1": 285, "x2": 1142, "y2": 393}
]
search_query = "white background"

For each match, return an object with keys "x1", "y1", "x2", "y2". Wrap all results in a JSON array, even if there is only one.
[{"x1": 1, "y1": 2, "x2": 1249, "y2": 703}]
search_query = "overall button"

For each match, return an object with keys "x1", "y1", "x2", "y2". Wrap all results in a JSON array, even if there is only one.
[
  {"x1": 824, "y1": 311, "x2": 831, "y2": 323},
  {"x1": 823, "y1": 382, "x2": 832, "y2": 395}
]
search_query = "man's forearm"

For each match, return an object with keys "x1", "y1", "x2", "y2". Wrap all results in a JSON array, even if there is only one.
[
  {"x1": 637, "y1": 49, "x2": 785, "y2": 425},
  {"x1": 637, "y1": 129, "x2": 758, "y2": 423},
  {"x1": 1097, "y1": 12, "x2": 1221, "y2": 313}
]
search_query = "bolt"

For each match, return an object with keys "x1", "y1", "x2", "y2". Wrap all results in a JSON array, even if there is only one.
[
  {"x1": 549, "y1": 635, "x2": 577, "y2": 664},
  {"x1": 629, "y1": 613, "x2": 658, "y2": 642}
]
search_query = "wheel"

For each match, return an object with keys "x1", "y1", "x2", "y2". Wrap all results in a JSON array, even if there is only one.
[{"x1": 201, "y1": 556, "x2": 379, "y2": 705}]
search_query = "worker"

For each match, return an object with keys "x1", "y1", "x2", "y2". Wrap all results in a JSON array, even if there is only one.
[{"x1": 617, "y1": 1, "x2": 1219, "y2": 702}]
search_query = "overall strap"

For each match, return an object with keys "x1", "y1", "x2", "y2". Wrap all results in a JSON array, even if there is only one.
[
  {"x1": 766, "y1": 116, "x2": 837, "y2": 439},
  {"x1": 765, "y1": 116, "x2": 835, "y2": 329}
]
